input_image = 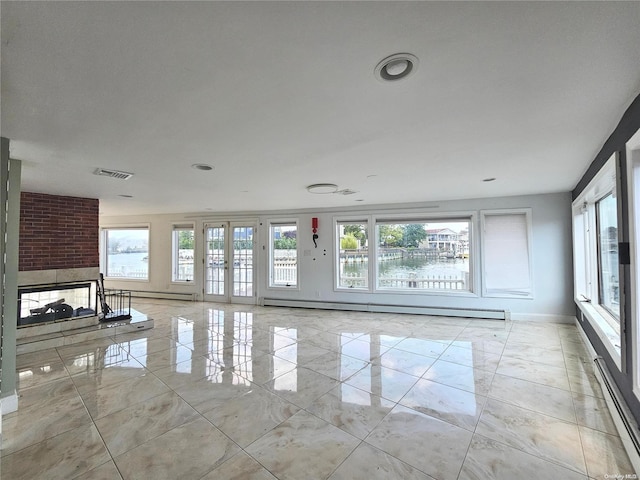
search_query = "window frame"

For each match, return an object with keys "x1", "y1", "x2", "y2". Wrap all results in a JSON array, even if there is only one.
[
  {"x1": 625, "y1": 128, "x2": 640, "y2": 399},
  {"x1": 480, "y1": 208, "x2": 534, "y2": 299},
  {"x1": 334, "y1": 218, "x2": 371, "y2": 291},
  {"x1": 370, "y1": 212, "x2": 476, "y2": 296},
  {"x1": 595, "y1": 193, "x2": 620, "y2": 320},
  {"x1": 268, "y1": 220, "x2": 299, "y2": 289},
  {"x1": 572, "y1": 153, "x2": 622, "y2": 369},
  {"x1": 101, "y1": 225, "x2": 150, "y2": 281},
  {"x1": 171, "y1": 224, "x2": 195, "y2": 283}
]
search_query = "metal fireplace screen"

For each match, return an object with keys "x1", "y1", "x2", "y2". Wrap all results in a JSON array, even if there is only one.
[
  {"x1": 100, "y1": 288, "x2": 132, "y2": 322},
  {"x1": 97, "y1": 273, "x2": 132, "y2": 322}
]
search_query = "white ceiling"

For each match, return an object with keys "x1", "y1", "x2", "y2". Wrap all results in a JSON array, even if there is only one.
[{"x1": 2, "y1": 1, "x2": 640, "y2": 216}]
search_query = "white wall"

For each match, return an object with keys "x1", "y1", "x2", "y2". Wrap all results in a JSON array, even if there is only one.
[{"x1": 101, "y1": 192, "x2": 574, "y2": 320}]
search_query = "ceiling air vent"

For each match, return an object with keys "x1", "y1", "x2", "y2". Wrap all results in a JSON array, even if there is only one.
[{"x1": 94, "y1": 168, "x2": 134, "y2": 180}]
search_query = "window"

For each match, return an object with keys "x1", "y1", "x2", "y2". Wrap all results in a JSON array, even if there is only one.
[
  {"x1": 103, "y1": 228, "x2": 149, "y2": 280},
  {"x1": 572, "y1": 153, "x2": 621, "y2": 364},
  {"x1": 270, "y1": 222, "x2": 298, "y2": 288},
  {"x1": 626, "y1": 128, "x2": 640, "y2": 397},
  {"x1": 596, "y1": 194, "x2": 620, "y2": 320},
  {"x1": 232, "y1": 226, "x2": 254, "y2": 297},
  {"x1": 481, "y1": 210, "x2": 533, "y2": 297},
  {"x1": 337, "y1": 220, "x2": 369, "y2": 289},
  {"x1": 374, "y1": 218, "x2": 471, "y2": 292},
  {"x1": 172, "y1": 225, "x2": 194, "y2": 282}
]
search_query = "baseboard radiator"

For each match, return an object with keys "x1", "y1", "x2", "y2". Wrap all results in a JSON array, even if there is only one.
[
  {"x1": 260, "y1": 298, "x2": 508, "y2": 320},
  {"x1": 129, "y1": 290, "x2": 196, "y2": 301},
  {"x1": 593, "y1": 356, "x2": 640, "y2": 473}
]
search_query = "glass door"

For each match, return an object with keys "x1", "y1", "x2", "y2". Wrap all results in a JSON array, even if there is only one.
[{"x1": 204, "y1": 222, "x2": 256, "y2": 303}]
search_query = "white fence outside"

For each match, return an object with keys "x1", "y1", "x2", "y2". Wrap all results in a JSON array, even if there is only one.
[
  {"x1": 272, "y1": 260, "x2": 297, "y2": 285},
  {"x1": 340, "y1": 272, "x2": 469, "y2": 290}
]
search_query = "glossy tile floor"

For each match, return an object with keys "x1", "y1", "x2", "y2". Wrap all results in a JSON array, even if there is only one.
[{"x1": 2, "y1": 299, "x2": 636, "y2": 480}]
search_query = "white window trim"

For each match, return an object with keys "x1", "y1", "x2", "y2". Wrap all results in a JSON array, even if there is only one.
[
  {"x1": 229, "y1": 222, "x2": 258, "y2": 302},
  {"x1": 334, "y1": 216, "x2": 372, "y2": 292},
  {"x1": 171, "y1": 223, "x2": 195, "y2": 284},
  {"x1": 480, "y1": 208, "x2": 534, "y2": 299},
  {"x1": 573, "y1": 153, "x2": 621, "y2": 367},
  {"x1": 267, "y1": 219, "x2": 300, "y2": 290},
  {"x1": 371, "y1": 211, "x2": 476, "y2": 296},
  {"x1": 579, "y1": 301, "x2": 622, "y2": 371},
  {"x1": 101, "y1": 224, "x2": 151, "y2": 282},
  {"x1": 626, "y1": 129, "x2": 640, "y2": 399}
]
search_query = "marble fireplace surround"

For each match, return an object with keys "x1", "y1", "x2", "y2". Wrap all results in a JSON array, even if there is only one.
[
  {"x1": 16, "y1": 267, "x2": 153, "y2": 354},
  {"x1": 18, "y1": 266, "x2": 101, "y2": 287}
]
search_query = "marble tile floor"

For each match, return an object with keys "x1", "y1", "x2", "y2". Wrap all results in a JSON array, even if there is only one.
[{"x1": 1, "y1": 299, "x2": 636, "y2": 480}]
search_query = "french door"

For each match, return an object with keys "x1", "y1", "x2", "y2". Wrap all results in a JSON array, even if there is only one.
[{"x1": 204, "y1": 222, "x2": 256, "y2": 304}]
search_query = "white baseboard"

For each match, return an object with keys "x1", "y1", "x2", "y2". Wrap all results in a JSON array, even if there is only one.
[
  {"x1": 1, "y1": 392, "x2": 19, "y2": 451},
  {"x1": 510, "y1": 313, "x2": 576, "y2": 324},
  {"x1": 130, "y1": 291, "x2": 196, "y2": 301},
  {"x1": 261, "y1": 298, "x2": 507, "y2": 320},
  {"x1": 0, "y1": 391, "x2": 18, "y2": 415}
]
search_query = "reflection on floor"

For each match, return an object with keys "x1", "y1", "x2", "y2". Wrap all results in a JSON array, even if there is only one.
[{"x1": 2, "y1": 299, "x2": 635, "y2": 479}]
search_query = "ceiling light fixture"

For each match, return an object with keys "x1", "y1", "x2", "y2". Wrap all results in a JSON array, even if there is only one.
[
  {"x1": 306, "y1": 183, "x2": 338, "y2": 194},
  {"x1": 375, "y1": 53, "x2": 419, "y2": 82},
  {"x1": 192, "y1": 164, "x2": 214, "y2": 171}
]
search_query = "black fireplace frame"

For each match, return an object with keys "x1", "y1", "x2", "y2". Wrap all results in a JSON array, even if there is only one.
[{"x1": 18, "y1": 281, "x2": 96, "y2": 327}]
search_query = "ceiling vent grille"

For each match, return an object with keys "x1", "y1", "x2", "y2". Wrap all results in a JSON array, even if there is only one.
[{"x1": 94, "y1": 168, "x2": 134, "y2": 180}]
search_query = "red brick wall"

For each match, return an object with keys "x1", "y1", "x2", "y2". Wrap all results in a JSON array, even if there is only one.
[{"x1": 19, "y1": 192, "x2": 99, "y2": 271}]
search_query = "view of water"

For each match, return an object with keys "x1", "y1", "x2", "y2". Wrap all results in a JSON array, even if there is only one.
[
  {"x1": 107, "y1": 252, "x2": 148, "y2": 278},
  {"x1": 343, "y1": 257, "x2": 469, "y2": 279},
  {"x1": 107, "y1": 251, "x2": 469, "y2": 282}
]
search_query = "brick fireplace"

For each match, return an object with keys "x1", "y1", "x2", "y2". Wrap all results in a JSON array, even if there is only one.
[
  {"x1": 16, "y1": 192, "x2": 152, "y2": 353},
  {"x1": 19, "y1": 192, "x2": 99, "y2": 272},
  {"x1": 18, "y1": 192, "x2": 100, "y2": 324}
]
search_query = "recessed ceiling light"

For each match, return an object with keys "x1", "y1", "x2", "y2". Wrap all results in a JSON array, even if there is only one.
[
  {"x1": 375, "y1": 53, "x2": 419, "y2": 82},
  {"x1": 192, "y1": 164, "x2": 214, "y2": 171},
  {"x1": 306, "y1": 183, "x2": 338, "y2": 194},
  {"x1": 483, "y1": 177, "x2": 496, "y2": 182}
]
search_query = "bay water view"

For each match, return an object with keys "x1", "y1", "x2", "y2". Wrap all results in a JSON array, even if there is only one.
[
  {"x1": 107, "y1": 252, "x2": 149, "y2": 278},
  {"x1": 108, "y1": 251, "x2": 469, "y2": 283}
]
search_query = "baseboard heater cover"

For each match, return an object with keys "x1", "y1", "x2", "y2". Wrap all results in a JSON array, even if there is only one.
[
  {"x1": 593, "y1": 356, "x2": 640, "y2": 474},
  {"x1": 129, "y1": 291, "x2": 196, "y2": 301},
  {"x1": 260, "y1": 298, "x2": 507, "y2": 320}
]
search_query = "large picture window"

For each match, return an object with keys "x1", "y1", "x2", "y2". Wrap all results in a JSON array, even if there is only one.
[
  {"x1": 103, "y1": 227, "x2": 149, "y2": 280},
  {"x1": 374, "y1": 218, "x2": 471, "y2": 292},
  {"x1": 337, "y1": 221, "x2": 369, "y2": 289},
  {"x1": 172, "y1": 225, "x2": 194, "y2": 282},
  {"x1": 270, "y1": 222, "x2": 298, "y2": 288}
]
